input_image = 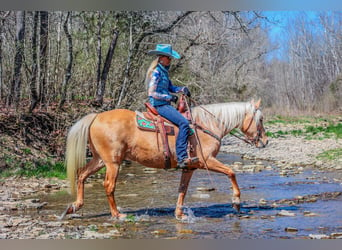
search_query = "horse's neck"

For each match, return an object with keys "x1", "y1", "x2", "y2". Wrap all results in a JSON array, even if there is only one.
[{"x1": 192, "y1": 102, "x2": 247, "y2": 138}]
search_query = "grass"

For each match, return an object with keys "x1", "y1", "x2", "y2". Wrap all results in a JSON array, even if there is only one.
[
  {"x1": 266, "y1": 117, "x2": 342, "y2": 140},
  {"x1": 0, "y1": 160, "x2": 66, "y2": 179},
  {"x1": 316, "y1": 148, "x2": 342, "y2": 161}
]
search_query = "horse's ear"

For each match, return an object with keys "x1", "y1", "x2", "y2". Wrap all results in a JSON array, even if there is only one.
[{"x1": 255, "y1": 99, "x2": 261, "y2": 109}]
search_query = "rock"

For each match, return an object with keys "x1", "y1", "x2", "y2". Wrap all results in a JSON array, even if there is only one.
[
  {"x1": 143, "y1": 168, "x2": 157, "y2": 173},
  {"x1": 285, "y1": 227, "x2": 298, "y2": 232},
  {"x1": 276, "y1": 210, "x2": 296, "y2": 216},
  {"x1": 330, "y1": 232, "x2": 342, "y2": 238},
  {"x1": 196, "y1": 187, "x2": 216, "y2": 192},
  {"x1": 120, "y1": 193, "x2": 138, "y2": 197},
  {"x1": 258, "y1": 198, "x2": 267, "y2": 205},
  {"x1": 303, "y1": 211, "x2": 318, "y2": 217},
  {"x1": 152, "y1": 229, "x2": 168, "y2": 235},
  {"x1": 191, "y1": 193, "x2": 210, "y2": 199},
  {"x1": 309, "y1": 234, "x2": 329, "y2": 239},
  {"x1": 178, "y1": 229, "x2": 194, "y2": 234}
]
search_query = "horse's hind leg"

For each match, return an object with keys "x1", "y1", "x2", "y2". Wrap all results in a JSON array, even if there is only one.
[
  {"x1": 175, "y1": 169, "x2": 195, "y2": 220},
  {"x1": 66, "y1": 156, "x2": 104, "y2": 214},
  {"x1": 103, "y1": 161, "x2": 126, "y2": 219}
]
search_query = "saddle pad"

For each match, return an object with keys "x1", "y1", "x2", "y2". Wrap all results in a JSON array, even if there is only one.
[
  {"x1": 136, "y1": 114, "x2": 175, "y2": 135},
  {"x1": 136, "y1": 113, "x2": 195, "y2": 137}
]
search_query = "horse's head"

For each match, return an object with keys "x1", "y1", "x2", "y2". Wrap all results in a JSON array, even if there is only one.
[{"x1": 241, "y1": 99, "x2": 268, "y2": 148}]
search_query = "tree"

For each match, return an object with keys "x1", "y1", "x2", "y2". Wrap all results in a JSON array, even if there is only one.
[
  {"x1": 29, "y1": 11, "x2": 39, "y2": 112},
  {"x1": 94, "y1": 26, "x2": 119, "y2": 106},
  {"x1": 8, "y1": 11, "x2": 25, "y2": 107},
  {"x1": 39, "y1": 11, "x2": 48, "y2": 105},
  {"x1": 0, "y1": 12, "x2": 10, "y2": 100},
  {"x1": 59, "y1": 12, "x2": 73, "y2": 109}
]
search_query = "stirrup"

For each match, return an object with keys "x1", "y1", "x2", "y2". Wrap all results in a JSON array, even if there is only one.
[{"x1": 177, "y1": 157, "x2": 199, "y2": 170}]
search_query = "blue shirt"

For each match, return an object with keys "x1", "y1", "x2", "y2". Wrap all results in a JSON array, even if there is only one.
[{"x1": 148, "y1": 63, "x2": 183, "y2": 107}]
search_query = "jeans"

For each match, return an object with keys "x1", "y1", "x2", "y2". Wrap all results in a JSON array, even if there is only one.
[{"x1": 156, "y1": 104, "x2": 189, "y2": 162}]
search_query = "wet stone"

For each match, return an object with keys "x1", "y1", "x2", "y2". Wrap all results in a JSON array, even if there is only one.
[
  {"x1": 303, "y1": 211, "x2": 318, "y2": 217},
  {"x1": 152, "y1": 229, "x2": 168, "y2": 235},
  {"x1": 309, "y1": 234, "x2": 329, "y2": 239},
  {"x1": 276, "y1": 210, "x2": 296, "y2": 217},
  {"x1": 330, "y1": 232, "x2": 342, "y2": 238},
  {"x1": 196, "y1": 187, "x2": 216, "y2": 192},
  {"x1": 191, "y1": 193, "x2": 210, "y2": 199},
  {"x1": 258, "y1": 198, "x2": 267, "y2": 205},
  {"x1": 285, "y1": 227, "x2": 298, "y2": 232}
]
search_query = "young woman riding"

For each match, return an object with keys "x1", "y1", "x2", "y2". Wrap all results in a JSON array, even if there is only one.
[{"x1": 145, "y1": 44, "x2": 197, "y2": 169}]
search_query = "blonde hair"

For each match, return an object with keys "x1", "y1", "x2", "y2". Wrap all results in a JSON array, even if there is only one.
[{"x1": 145, "y1": 58, "x2": 159, "y2": 89}]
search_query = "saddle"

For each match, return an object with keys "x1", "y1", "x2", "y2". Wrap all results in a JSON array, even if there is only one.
[{"x1": 136, "y1": 95, "x2": 196, "y2": 169}]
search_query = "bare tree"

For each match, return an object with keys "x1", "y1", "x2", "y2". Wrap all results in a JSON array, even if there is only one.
[
  {"x1": 29, "y1": 11, "x2": 39, "y2": 112},
  {"x1": 94, "y1": 28, "x2": 119, "y2": 106},
  {"x1": 0, "y1": 12, "x2": 10, "y2": 100},
  {"x1": 8, "y1": 11, "x2": 25, "y2": 107},
  {"x1": 39, "y1": 11, "x2": 48, "y2": 105},
  {"x1": 59, "y1": 12, "x2": 73, "y2": 109}
]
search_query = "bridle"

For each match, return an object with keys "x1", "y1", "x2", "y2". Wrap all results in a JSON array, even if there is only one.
[{"x1": 230, "y1": 108, "x2": 266, "y2": 147}]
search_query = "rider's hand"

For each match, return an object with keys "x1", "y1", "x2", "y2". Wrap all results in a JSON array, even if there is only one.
[
  {"x1": 170, "y1": 95, "x2": 178, "y2": 103},
  {"x1": 183, "y1": 87, "x2": 191, "y2": 97}
]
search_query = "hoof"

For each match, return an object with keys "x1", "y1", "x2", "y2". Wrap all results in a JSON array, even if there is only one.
[
  {"x1": 232, "y1": 203, "x2": 241, "y2": 212},
  {"x1": 58, "y1": 204, "x2": 75, "y2": 220},
  {"x1": 110, "y1": 213, "x2": 127, "y2": 221},
  {"x1": 232, "y1": 196, "x2": 241, "y2": 212},
  {"x1": 175, "y1": 214, "x2": 188, "y2": 221}
]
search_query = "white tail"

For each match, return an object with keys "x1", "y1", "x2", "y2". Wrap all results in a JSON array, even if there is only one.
[{"x1": 65, "y1": 113, "x2": 97, "y2": 195}]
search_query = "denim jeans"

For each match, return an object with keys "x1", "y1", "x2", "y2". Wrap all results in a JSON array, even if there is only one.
[{"x1": 156, "y1": 104, "x2": 189, "y2": 162}]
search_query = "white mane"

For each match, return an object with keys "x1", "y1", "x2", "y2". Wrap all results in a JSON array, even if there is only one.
[{"x1": 191, "y1": 102, "x2": 259, "y2": 136}]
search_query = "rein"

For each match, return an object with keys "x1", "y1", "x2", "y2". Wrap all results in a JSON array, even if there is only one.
[
  {"x1": 183, "y1": 96, "x2": 215, "y2": 188},
  {"x1": 189, "y1": 97, "x2": 263, "y2": 147}
]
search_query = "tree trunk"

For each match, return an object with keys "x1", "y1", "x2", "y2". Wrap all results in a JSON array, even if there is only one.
[
  {"x1": 96, "y1": 11, "x2": 102, "y2": 98},
  {"x1": 39, "y1": 11, "x2": 48, "y2": 106},
  {"x1": 0, "y1": 12, "x2": 10, "y2": 100},
  {"x1": 29, "y1": 11, "x2": 39, "y2": 113},
  {"x1": 8, "y1": 11, "x2": 25, "y2": 107},
  {"x1": 58, "y1": 12, "x2": 73, "y2": 109},
  {"x1": 94, "y1": 29, "x2": 119, "y2": 106}
]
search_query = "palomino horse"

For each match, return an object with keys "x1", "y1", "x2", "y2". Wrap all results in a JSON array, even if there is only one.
[{"x1": 62, "y1": 99, "x2": 268, "y2": 219}]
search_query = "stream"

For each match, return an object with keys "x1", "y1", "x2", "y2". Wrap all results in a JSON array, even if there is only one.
[{"x1": 2, "y1": 153, "x2": 342, "y2": 239}]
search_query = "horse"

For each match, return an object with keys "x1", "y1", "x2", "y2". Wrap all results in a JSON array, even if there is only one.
[{"x1": 62, "y1": 99, "x2": 268, "y2": 220}]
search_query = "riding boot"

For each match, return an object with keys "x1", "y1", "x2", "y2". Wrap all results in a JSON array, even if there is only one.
[{"x1": 177, "y1": 157, "x2": 199, "y2": 170}]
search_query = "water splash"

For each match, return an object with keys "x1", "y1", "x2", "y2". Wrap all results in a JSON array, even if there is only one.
[{"x1": 182, "y1": 207, "x2": 201, "y2": 223}]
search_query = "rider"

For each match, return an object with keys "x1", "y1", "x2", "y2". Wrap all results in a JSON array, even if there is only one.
[{"x1": 146, "y1": 44, "x2": 197, "y2": 169}]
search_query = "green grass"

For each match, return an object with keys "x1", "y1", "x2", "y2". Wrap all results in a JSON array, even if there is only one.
[
  {"x1": 316, "y1": 148, "x2": 342, "y2": 161},
  {"x1": 0, "y1": 160, "x2": 66, "y2": 179},
  {"x1": 266, "y1": 115, "x2": 317, "y2": 125},
  {"x1": 266, "y1": 120, "x2": 342, "y2": 140}
]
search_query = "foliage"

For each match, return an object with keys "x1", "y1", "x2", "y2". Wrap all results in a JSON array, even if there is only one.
[
  {"x1": 316, "y1": 148, "x2": 342, "y2": 161},
  {"x1": 0, "y1": 159, "x2": 66, "y2": 179},
  {"x1": 266, "y1": 117, "x2": 342, "y2": 140}
]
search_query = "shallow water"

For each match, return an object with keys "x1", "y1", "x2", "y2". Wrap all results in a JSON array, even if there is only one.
[{"x1": 33, "y1": 153, "x2": 342, "y2": 239}]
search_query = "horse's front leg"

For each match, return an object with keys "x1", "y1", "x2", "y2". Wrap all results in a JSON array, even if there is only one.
[
  {"x1": 175, "y1": 169, "x2": 195, "y2": 220},
  {"x1": 205, "y1": 157, "x2": 241, "y2": 210}
]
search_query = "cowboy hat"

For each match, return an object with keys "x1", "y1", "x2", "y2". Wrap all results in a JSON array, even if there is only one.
[{"x1": 147, "y1": 44, "x2": 181, "y2": 59}]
